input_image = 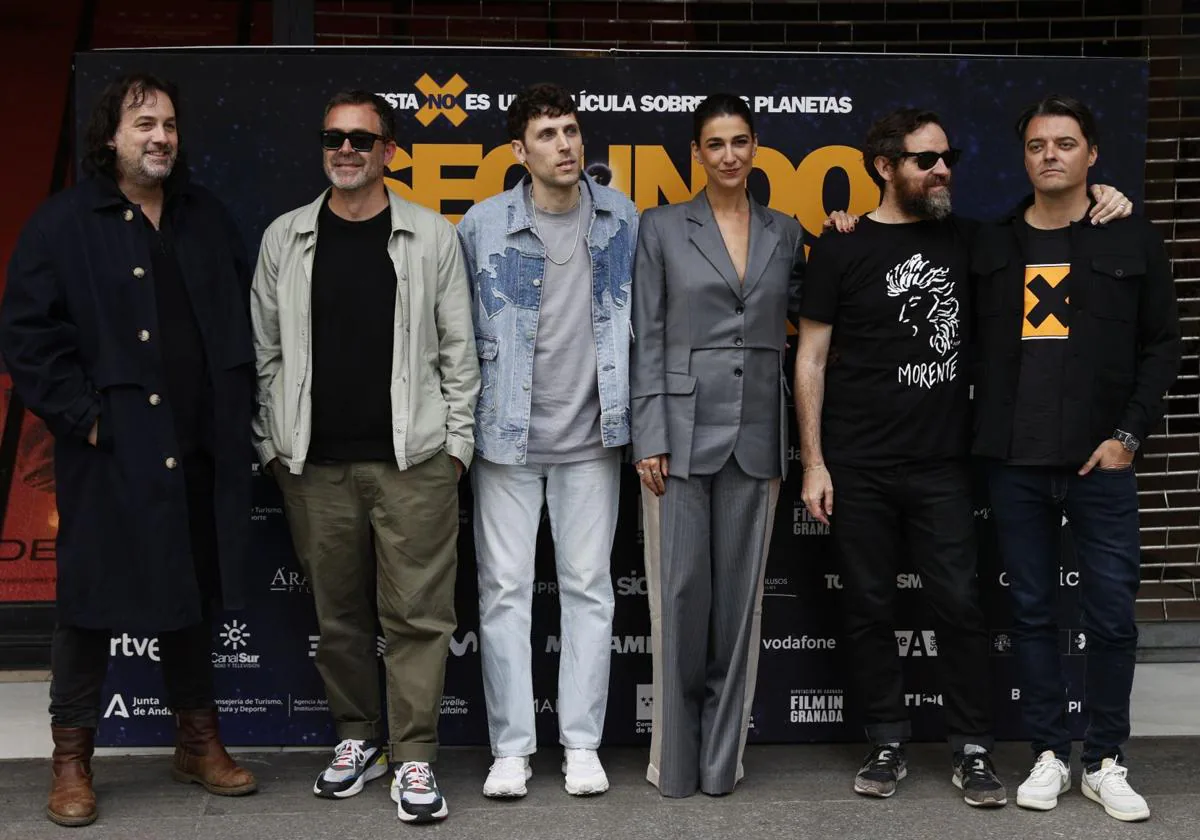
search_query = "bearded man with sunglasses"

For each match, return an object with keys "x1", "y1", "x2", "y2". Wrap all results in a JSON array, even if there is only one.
[
  {"x1": 794, "y1": 108, "x2": 1129, "y2": 808},
  {"x1": 251, "y1": 89, "x2": 478, "y2": 824}
]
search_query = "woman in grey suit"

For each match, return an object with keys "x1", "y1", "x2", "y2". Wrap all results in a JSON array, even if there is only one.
[{"x1": 631, "y1": 94, "x2": 805, "y2": 798}]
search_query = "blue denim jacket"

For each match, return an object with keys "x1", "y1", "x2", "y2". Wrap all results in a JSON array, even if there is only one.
[{"x1": 457, "y1": 174, "x2": 639, "y2": 465}]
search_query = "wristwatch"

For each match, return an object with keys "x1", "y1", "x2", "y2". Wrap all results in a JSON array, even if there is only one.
[{"x1": 1112, "y1": 429, "x2": 1141, "y2": 453}]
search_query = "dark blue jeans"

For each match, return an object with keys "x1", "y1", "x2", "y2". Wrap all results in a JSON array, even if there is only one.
[{"x1": 986, "y1": 462, "x2": 1141, "y2": 767}]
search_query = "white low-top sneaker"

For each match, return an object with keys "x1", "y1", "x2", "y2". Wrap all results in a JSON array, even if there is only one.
[
  {"x1": 483, "y1": 756, "x2": 532, "y2": 798},
  {"x1": 1082, "y1": 758, "x2": 1150, "y2": 822},
  {"x1": 562, "y1": 748, "x2": 609, "y2": 795},
  {"x1": 1016, "y1": 750, "x2": 1070, "y2": 811}
]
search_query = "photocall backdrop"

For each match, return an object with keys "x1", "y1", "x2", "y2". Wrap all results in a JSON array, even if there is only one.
[{"x1": 45, "y1": 49, "x2": 1149, "y2": 747}]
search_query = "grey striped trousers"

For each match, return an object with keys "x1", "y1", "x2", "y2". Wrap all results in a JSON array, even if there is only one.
[{"x1": 641, "y1": 458, "x2": 780, "y2": 797}]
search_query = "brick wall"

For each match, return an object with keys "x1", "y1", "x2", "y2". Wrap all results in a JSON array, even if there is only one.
[{"x1": 315, "y1": 0, "x2": 1200, "y2": 620}]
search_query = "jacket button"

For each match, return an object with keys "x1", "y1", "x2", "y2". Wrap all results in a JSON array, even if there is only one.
[
  {"x1": 132, "y1": 267, "x2": 145, "y2": 279},
  {"x1": 734, "y1": 368, "x2": 743, "y2": 377},
  {"x1": 148, "y1": 393, "x2": 162, "y2": 406},
  {"x1": 735, "y1": 306, "x2": 744, "y2": 315},
  {"x1": 164, "y1": 457, "x2": 178, "y2": 469},
  {"x1": 137, "y1": 329, "x2": 151, "y2": 342},
  {"x1": 123, "y1": 209, "x2": 134, "y2": 222},
  {"x1": 1115, "y1": 269, "x2": 1124, "y2": 278},
  {"x1": 532, "y1": 278, "x2": 542, "y2": 287},
  {"x1": 734, "y1": 337, "x2": 744, "y2": 347}
]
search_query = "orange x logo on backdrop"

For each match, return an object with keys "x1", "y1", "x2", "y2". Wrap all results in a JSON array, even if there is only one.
[{"x1": 415, "y1": 73, "x2": 469, "y2": 126}]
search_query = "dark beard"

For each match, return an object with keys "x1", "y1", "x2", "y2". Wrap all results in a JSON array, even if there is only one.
[{"x1": 897, "y1": 175, "x2": 953, "y2": 220}]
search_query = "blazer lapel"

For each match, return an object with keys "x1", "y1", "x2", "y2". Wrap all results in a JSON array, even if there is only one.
[
  {"x1": 742, "y1": 198, "x2": 780, "y2": 299},
  {"x1": 686, "y1": 192, "x2": 743, "y2": 300}
]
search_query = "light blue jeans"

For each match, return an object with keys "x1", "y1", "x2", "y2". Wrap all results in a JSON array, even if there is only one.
[{"x1": 472, "y1": 453, "x2": 620, "y2": 757}]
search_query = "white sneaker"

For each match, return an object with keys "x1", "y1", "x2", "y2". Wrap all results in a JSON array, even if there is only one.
[
  {"x1": 1016, "y1": 750, "x2": 1070, "y2": 810},
  {"x1": 1082, "y1": 758, "x2": 1150, "y2": 822},
  {"x1": 483, "y1": 756, "x2": 531, "y2": 798},
  {"x1": 562, "y1": 748, "x2": 609, "y2": 796}
]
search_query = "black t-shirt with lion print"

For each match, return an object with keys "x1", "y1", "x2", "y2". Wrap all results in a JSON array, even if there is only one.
[{"x1": 800, "y1": 216, "x2": 973, "y2": 468}]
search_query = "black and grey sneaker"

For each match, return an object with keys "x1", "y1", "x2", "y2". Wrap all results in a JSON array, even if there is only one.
[
  {"x1": 854, "y1": 744, "x2": 908, "y2": 798},
  {"x1": 953, "y1": 751, "x2": 1008, "y2": 808},
  {"x1": 313, "y1": 738, "x2": 389, "y2": 799},
  {"x1": 391, "y1": 761, "x2": 448, "y2": 824}
]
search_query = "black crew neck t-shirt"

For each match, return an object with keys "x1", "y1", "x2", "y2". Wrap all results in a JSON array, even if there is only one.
[
  {"x1": 799, "y1": 215, "x2": 972, "y2": 468},
  {"x1": 307, "y1": 199, "x2": 397, "y2": 463},
  {"x1": 1009, "y1": 222, "x2": 1072, "y2": 465}
]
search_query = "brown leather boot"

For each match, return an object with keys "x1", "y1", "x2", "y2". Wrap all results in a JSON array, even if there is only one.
[
  {"x1": 171, "y1": 707, "x2": 257, "y2": 796},
  {"x1": 47, "y1": 726, "x2": 97, "y2": 827}
]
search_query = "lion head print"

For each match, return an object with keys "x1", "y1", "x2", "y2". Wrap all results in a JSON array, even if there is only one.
[{"x1": 885, "y1": 253, "x2": 959, "y2": 357}]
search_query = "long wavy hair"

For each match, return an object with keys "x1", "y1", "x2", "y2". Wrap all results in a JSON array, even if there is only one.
[{"x1": 81, "y1": 73, "x2": 188, "y2": 184}]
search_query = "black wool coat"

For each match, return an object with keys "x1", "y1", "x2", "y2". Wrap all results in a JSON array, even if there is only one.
[{"x1": 0, "y1": 174, "x2": 255, "y2": 631}]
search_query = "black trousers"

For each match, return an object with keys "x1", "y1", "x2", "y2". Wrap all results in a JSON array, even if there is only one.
[
  {"x1": 49, "y1": 452, "x2": 219, "y2": 728},
  {"x1": 828, "y1": 458, "x2": 994, "y2": 752}
]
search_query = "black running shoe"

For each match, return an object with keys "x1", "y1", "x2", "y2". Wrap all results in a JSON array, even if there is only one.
[
  {"x1": 953, "y1": 751, "x2": 1008, "y2": 808},
  {"x1": 854, "y1": 744, "x2": 908, "y2": 798},
  {"x1": 313, "y1": 738, "x2": 388, "y2": 799}
]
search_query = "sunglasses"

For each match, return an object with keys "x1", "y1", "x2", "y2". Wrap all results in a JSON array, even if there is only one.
[
  {"x1": 320, "y1": 129, "x2": 386, "y2": 152},
  {"x1": 897, "y1": 149, "x2": 962, "y2": 170}
]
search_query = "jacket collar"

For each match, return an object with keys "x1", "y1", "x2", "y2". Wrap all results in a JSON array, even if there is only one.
[
  {"x1": 82, "y1": 170, "x2": 192, "y2": 213},
  {"x1": 503, "y1": 172, "x2": 615, "y2": 236},
  {"x1": 684, "y1": 189, "x2": 780, "y2": 300},
  {"x1": 1001, "y1": 192, "x2": 1101, "y2": 227},
  {"x1": 293, "y1": 185, "x2": 417, "y2": 235}
]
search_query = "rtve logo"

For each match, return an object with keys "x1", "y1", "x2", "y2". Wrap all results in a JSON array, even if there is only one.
[{"x1": 415, "y1": 74, "x2": 468, "y2": 127}]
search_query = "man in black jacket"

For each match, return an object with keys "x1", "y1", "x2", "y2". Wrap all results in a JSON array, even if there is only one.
[
  {"x1": 971, "y1": 94, "x2": 1180, "y2": 822},
  {"x1": 1, "y1": 73, "x2": 258, "y2": 826}
]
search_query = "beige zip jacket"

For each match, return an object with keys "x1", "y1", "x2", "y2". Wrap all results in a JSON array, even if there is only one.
[{"x1": 251, "y1": 188, "x2": 479, "y2": 474}]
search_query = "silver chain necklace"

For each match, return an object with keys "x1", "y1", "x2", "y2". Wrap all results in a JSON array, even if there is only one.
[{"x1": 531, "y1": 186, "x2": 583, "y2": 266}]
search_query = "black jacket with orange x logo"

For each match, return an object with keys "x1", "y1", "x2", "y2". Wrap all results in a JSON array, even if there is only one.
[{"x1": 969, "y1": 195, "x2": 1181, "y2": 465}]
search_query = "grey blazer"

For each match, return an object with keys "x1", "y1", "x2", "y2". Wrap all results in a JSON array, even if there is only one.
[{"x1": 630, "y1": 191, "x2": 805, "y2": 480}]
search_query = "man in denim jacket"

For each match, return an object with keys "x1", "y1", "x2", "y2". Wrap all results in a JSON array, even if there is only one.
[{"x1": 456, "y1": 83, "x2": 638, "y2": 798}]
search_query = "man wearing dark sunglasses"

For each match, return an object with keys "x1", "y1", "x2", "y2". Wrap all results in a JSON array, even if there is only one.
[
  {"x1": 972, "y1": 95, "x2": 1178, "y2": 822},
  {"x1": 794, "y1": 107, "x2": 1131, "y2": 809},
  {"x1": 251, "y1": 89, "x2": 479, "y2": 825},
  {"x1": 795, "y1": 107, "x2": 1007, "y2": 809}
]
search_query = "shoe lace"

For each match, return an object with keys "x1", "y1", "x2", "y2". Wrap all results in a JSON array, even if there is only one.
[
  {"x1": 1093, "y1": 763, "x2": 1134, "y2": 795},
  {"x1": 1027, "y1": 755, "x2": 1063, "y2": 784},
  {"x1": 400, "y1": 761, "x2": 432, "y2": 792},
  {"x1": 866, "y1": 745, "x2": 901, "y2": 772},
  {"x1": 331, "y1": 739, "x2": 366, "y2": 770},
  {"x1": 963, "y1": 753, "x2": 998, "y2": 783}
]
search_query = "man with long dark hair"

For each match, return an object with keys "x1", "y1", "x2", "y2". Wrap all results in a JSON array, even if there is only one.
[{"x1": 1, "y1": 73, "x2": 258, "y2": 827}]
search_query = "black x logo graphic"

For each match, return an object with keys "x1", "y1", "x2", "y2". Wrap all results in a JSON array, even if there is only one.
[{"x1": 1026, "y1": 272, "x2": 1071, "y2": 329}]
